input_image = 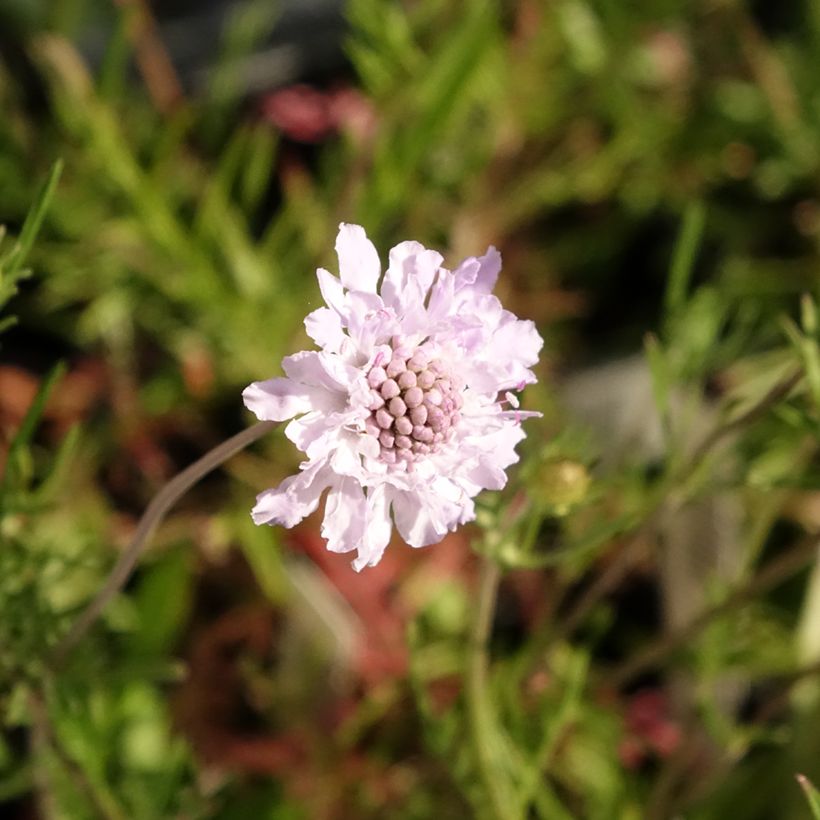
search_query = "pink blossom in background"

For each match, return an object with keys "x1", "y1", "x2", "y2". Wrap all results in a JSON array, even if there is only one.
[
  {"x1": 243, "y1": 224, "x2": 543, "y2": 570},
  {"x1": 260, "y1": 85, "x2": 376, "y2": 144}
]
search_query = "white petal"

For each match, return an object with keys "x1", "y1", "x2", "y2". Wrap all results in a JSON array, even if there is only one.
[
  {"x1": 459, "y1": 423, "x2": 526, "y2": 490},
  {"x1": 426, "y1": 268, "x2": 455, "y2": 323},
  {"x1": 284, "y1": 411, "x2": 338, "y2": 460},
  {"x1": 382, "y1": 241, "x2": 442, "y2": 311},
  {"x1": 317, "y1": 267, "x2": 346, "y2": 315},
  {"x1": 304, "y1": 307, "x2": 347, "y2": 354},
  {"x1": 242, "y1": 378, "x2": 312, "y2": 421},
  {"x1": 461, "y1": 459, "x2": 507, "y2": 492},
  {"x1": 251, "y1": 459, "x2": 331, "y2": 527},
  {"x1": 282, "y1": 350, "x2": 351, "y2": 394},
  {"x1": 392, "y1": 489, "x2": 446, "y2": 548},
  {"x1": 392, "y1": 479, "x2": 469, "y2": 547},
  {"x1": 336, "y1": 223, "x2": 381, "y2": 293},
  {"x1": 316, "y1": 350, "x2": 361, "y2": 390},
  {"x1": 453, "y1": 246, "x2": 501, "y2": 295},
  {"x1": 330, "y1": 434, "x2": 364, "y2": 476},
  {"x1": 474, "y1": 246, "x2": 502, "y2": 293},
  {"x1": 345, "y1": 293, "x2": 396, "y2": 355},
  {"x1": 492, "y1": 316, "x2": 543, "y2": 371},
  {"x1": 352, "y1": 484, "x2": 392, "y2": 571},
  {"x1": 322, "y1": 476, "x2": 367, "y2": 553}
]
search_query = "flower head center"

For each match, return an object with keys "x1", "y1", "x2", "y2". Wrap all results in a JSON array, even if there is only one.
[{"x1": 364, "y1": 343, "x2": 463, "y2": 464}]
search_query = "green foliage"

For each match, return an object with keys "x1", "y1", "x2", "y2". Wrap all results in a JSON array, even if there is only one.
[
  {"x1": 798, "y1": 775, "x2": 820, "y2": 819},
  {"x1": 5, "y1": 0, "x2": 820, "y2": 817},
  {"x1": 0, "y1": 161, "x2": 62, "y2": 335}
]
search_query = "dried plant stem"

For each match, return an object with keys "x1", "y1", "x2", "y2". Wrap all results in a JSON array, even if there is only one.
[
  {"x1": 51, "y1": 420, "x2": 277, "y2": 668},
  {"x1": 114, "y1": 0, "x2": 184, "y2": 114},
  {"x1": 465, "y1": 557, "x2": 518, "y2": 820}
]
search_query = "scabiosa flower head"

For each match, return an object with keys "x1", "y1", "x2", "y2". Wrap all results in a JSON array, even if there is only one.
[{"x1": 243, "y1": 224, "x2": 543, "y2": 570}]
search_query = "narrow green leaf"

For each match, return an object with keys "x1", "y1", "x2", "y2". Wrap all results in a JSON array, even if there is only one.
[
  {"x1": 240, "y1": 126, "x2": 278, "y2": 214},
  {"x1": 4, "y1": 160, "x2": 63, "y2": 277},
  {"x1": 664, "y1": 200, "x2": 706, "y2": 318},
  {"x1": 780, "y1": 315, "x2": 820, "y2": 411},
  {"x1": 32, "y1": 424, "x2": 81, "y2": 502},
  {"x1": 801, "y1": 293, "x2": 818, "y2": 336},
  {"x1": 8, "y1": 363, "x2": 66, "y2": 455},
  {"x1": 644, "y1": 332, "x2": 670, "y2": 421},
  {"x1": 1, "y1": 362, "x2": 66, "y2": 492},
  {"x1": 129, "y1": 548, "x2": 194, "y2": 656},
  {"x1": 797, "y1": 774, "x2": 820, "y2": 819}
]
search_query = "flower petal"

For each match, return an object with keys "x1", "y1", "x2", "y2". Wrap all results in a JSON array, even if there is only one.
[
  {"x1": 352, "y1": 484, "x2": 392, "y2": 571},
  {"x1": 317, "y1": 267, "x2": 346, "y2": 315},
  {"x1": 282, "y1": 350, "x2": 352, "y2": 394},
  {"x1": 453, "y1": 246, "x2": 501, "y2": 295},
  {"x1": 251, "y1": 459, "x2": 331, "y2": 527},
  {"x1": 322, "y1": 476, "x2": 366, "y2": 553},
  {"x1": 284, "y1": 411, "x2": 337, "y2": 460},
  {"x1": 336, "y1": 223, "x2": 381, "y2": 293},
  {"x1": 426, "y1": 268, "x2": 456, "y2": 324},
  {"x1": 382, "y1": 241, "x2": 443, "y2": 312},
  {"x1": 345, "y1": 294, "x2": 397, "y2": 355},
  {"x1": 391, "y1": 489, "x2": 445, "y2": 548},
  {"x1": 304, "y1": 307, "x2": 347, "y2": 354},
  {"x1": 246, "y1": 227, "x2": 543, "y2": 571},
  {"x1": 242, "y1": 377, "x2": 313, "y2": 421},
  {"x1": 392, "y1": 479, "x2": 469, "y2": 547}
]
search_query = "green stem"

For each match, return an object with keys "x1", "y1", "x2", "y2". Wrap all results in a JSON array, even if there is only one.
[
  {"x1": 465, "y1": 556, "x2": 517, "y2": 820},
  {"x1": 50, "y1": 420, "x2": 277, "y2": 668},
  {"x1": 609, "y1": 533, "x2": 820, "y2": 688}
]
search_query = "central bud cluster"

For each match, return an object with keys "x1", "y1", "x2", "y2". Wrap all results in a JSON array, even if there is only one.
[{"x1": 364, "y1": 343, "x2": 463, "y2": 464}]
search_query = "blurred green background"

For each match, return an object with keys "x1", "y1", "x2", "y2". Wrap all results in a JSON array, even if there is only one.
[{"x1": 3, "y1": 0, "x2": 820, "y2": 817}]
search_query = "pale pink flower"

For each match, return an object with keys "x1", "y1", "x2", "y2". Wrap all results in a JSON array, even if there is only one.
[{"x1": 243, "y1": 224, "x2": 543, "y2": 570}]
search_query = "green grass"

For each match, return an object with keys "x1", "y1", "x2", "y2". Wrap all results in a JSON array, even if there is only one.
[{"x1": 3, "y1": 0, "x2": 820, "y2": 817}]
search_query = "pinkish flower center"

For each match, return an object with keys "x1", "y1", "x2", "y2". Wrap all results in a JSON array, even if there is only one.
[{"x1": 364, "y1": 345, "x2": 463, "y2": 464}]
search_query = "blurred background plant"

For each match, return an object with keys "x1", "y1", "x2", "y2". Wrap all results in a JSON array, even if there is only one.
[{"x1": 3, "y1": 0, "x2": 820, "y2": 817}]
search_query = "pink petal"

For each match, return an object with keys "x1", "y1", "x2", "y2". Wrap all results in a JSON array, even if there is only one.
[
  {"x1": 426, "y1": 268, "x2": 456, "y2": 323},
  {"x1": 391, "y1": 489, "x2": 446, "y2": 548},
  {"x1": 251, "y1": 459, "x2": 331, "y2": 527},
  {"x1": 352, "y1": 484, "x2": 392, "y2": 570},
  {"x1": 382, "y1": 241, "x2": 443, "y2": 311},
  {"x1": 392, "y1": 478, "x2": 471, "y2": 548},
  {"x1": 285, "y1": 411, "x2": 337, "y2": 460},
  {"x1": 330, "y1": 435, "x2": 365, "y2": 476},
  {"x1": 336, "y1": 223, "x2": 381, "y2": 293},
  {"x1": 345, "y1": 293, "x2": 396, "y2": 355},
  {"x1": 321, "y1": 476, "x2": 366, "y2": 553},
  {"x1": 453, "y1": 246, "x2": 501, "y2": 295},
  {"x1": 317, "y1": 267, "x2": 346, "y2": 315},
  {"x1": 242, "y1": 377, "x2": 313, "y2": 421},
  {"x1": 282, "y1": 350, "x2": 351, "y2": 394},
  {"x1": 304, "y1": 307, "x2": 347, "y2": 353}
]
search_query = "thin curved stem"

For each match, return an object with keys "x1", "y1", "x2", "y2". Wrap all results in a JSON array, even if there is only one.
[
  {"x1": 465, "y1": 557, "x2": 518, "y2": 820},
  {"x1": 684, "y1": 367, "x2": 803, "y2": 474},
  {"x1": 609, "y1": 534, "x2": 819, "y2": 688},
  {"x1": 51, "y1": 420, "x2": 277, "y2": 668},
  {"x1": 555, "y1": 367, "x2": 804, "y2": 642}
]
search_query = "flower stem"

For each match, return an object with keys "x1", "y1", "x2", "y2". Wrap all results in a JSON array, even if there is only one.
[
  {"x1": 465, "y1": 556, "x2": 518, "y2": 820},
  {"x1": 51, "y1": 420, "x2": 277, "y2": 668},
  {"x1": 609, "y1": 532, "x2": 820, "y2": 688}
]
